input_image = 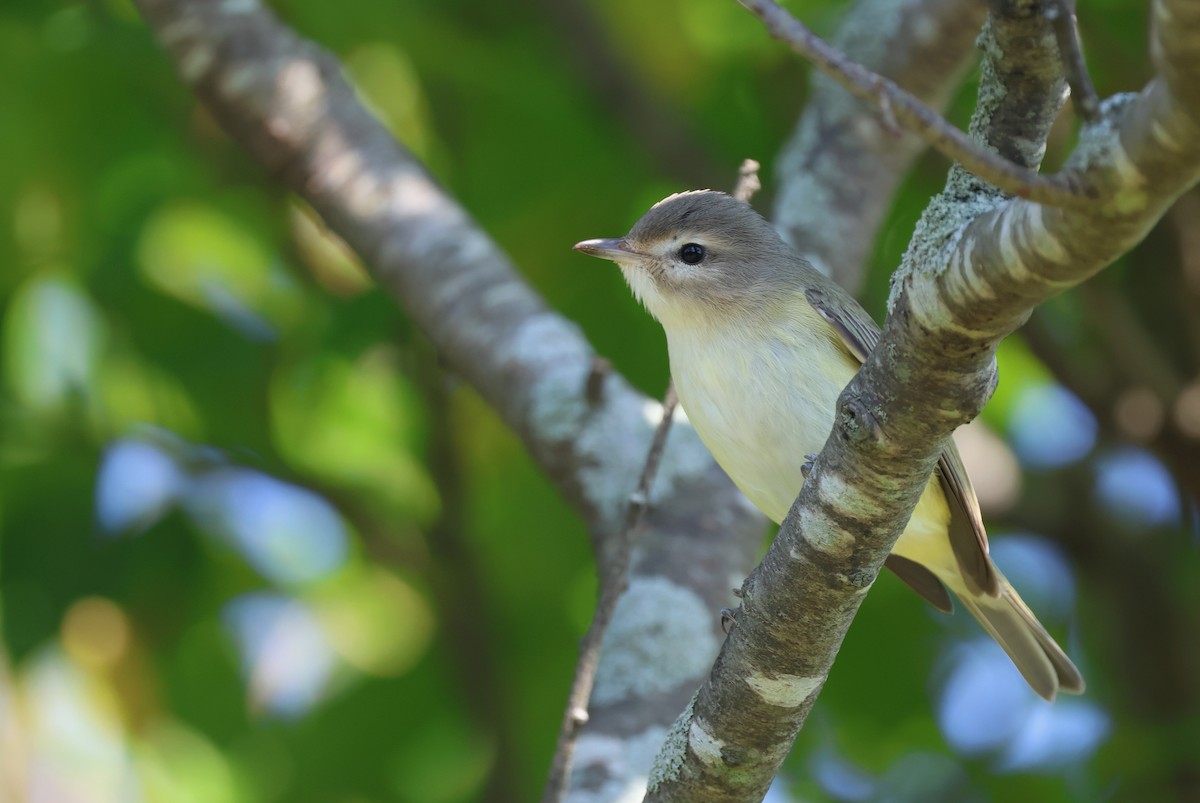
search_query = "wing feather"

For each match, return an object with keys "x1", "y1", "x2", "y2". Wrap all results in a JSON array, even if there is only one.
[{"x1": 802, "y1": 284, "x2": 999, "y2": 597}]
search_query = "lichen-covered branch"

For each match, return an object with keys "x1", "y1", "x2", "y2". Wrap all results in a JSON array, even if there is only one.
[
  {"x1": 974, "y1": 1, "x2": 1068, "y2": 173},
  {"x1": 130, "y1": 2, "x2": 765, "y2": 801},
  {"x1": 647, "y1": 0, "x2": 1200, "y2": 798},
  {"x1": 773, "y1": 0, "x2": 986, "y2": 289}
]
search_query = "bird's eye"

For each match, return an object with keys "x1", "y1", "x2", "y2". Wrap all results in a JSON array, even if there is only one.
[{"x1": 679, "y1": 243, "x2": 705, "y2": 265}]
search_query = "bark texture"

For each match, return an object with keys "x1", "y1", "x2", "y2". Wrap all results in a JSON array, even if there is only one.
[{"x1": 773, "y1": 0, "x2": 987, "y2": 289}]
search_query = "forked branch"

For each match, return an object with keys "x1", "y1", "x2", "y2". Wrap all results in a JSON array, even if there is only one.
[{"x1": 738, "y1": 0, "x2": 1097, "y2": 207}]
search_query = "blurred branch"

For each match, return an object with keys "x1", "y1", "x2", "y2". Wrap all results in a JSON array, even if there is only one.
[
  {"x1": 1167, "y1": 189, "x2": 1200, "y2": 360},
  {"x1": 417, "y1": 353, "x2": 524, "y2": 803},
  {"x1": 132, "y1": 0, "x2": 738, "y2": 546},
  {"x1": 772, "y1": 0, "x2": 986, "y2": 289},
  {"x1": 646, "y1": 0, "x2": 1200, "y2": 798},
  {"x1": 739, "y1": 0, "x2": 1098, "y2": 208},
  {"x1": 1079, "y1": 281, "x2": 1183, "y2": 401}
]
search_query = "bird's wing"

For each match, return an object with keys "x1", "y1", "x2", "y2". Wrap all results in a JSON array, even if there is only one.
[
  {"x1": 936, "y1": 445, "x2": 999, "y2": 595},
  {"x1": 803, "y1": 285, "x2": 999, "y2": 598},
  {"x1": 803, "y1": 284, "x2": 877, "y2": 361},
  {"x1": 884, "y1": 555, "x2": 953, "y2": 613}
]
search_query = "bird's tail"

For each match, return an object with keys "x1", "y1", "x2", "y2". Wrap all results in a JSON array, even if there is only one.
[{"x1": 958, "y1": 571, "x2": 1085, "y2": 701}]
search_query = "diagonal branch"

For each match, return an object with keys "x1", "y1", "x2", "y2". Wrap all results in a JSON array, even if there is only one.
[
  {"x1": 646, "y1": 0, "x2": 1200, "y2": 798},
  {"x1": 739, "y1": 0, "x2": 1098, "y2": 207},
  {"x1": 772, "y1": 0, "x2": 987, "y2": 289}
]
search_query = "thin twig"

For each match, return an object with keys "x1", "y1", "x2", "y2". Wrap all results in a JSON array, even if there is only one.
[
  {"x1": 1047, "y1": 0, "x2": 1100, "y2": 123},
  {"x1": 734, "y1": 158, "x2": 762, "y2": 202},
  {"x1": 540, "y1": 384, "x2": 678, "y2": 803},
  {"x1": 737, "y1": 0, "x2": 1099, "y2": 207}
]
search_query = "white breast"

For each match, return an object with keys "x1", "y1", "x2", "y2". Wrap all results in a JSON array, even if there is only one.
[{"x1": 665, "y1": 307, "x2": 856, "y2": 525}]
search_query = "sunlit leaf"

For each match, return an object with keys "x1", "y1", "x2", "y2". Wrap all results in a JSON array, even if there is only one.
[
  {"x1": 136, "y1": 200, "x2": 307, "y2": 336},
  {"x1": 270, "y1": 349, "x2": 440, "y2": 525},
  {"x1": 309, "y1": 564, "x2": 435, "y2": 677},
  {"x1": 3, "y1": 273, "x2": 104, "y2": 411}
]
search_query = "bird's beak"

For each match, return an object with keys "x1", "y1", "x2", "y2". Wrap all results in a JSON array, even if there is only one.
[{"x1": 573, "y1": 238, "x2": 638, "y2": 261}]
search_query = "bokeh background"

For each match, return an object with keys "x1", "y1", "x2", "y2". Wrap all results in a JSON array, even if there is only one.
[{"x1": 1, "y1": 0, "x2": 1197, "y2": 801}]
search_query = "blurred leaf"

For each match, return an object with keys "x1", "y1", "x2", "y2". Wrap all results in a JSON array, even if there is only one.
[
  {"x1": 3, "y1": 273, "x2": 105, "y2": 411},
  {"x1": 224, "y1": 593, "x2": 337, "y2": 718},
  {"x1": 136, "y1": 722, "x2": 246, "y2": 803},
  {"x1": 187, "y1": 469, "x2": 350, "y2": 587},
  {"x1": 345, "y1": 43, "x2": 443, "y2": 166},
  {"x1": 288, "y1": 201, "x2": 373, "y2": 297},
  {"x1": 136, "y1": 200, "x2": 307, "y2": 337},
  {"x1": 388, "y1": 711, "x2": 494, "y2": 803},
  {"x1": 984, "y1": 338, "x2": 1053, "y2": 431},
  {"x1": 96, "y1": 355, "x2": 204, "y2": 439},
  {"x1": 309, "y1": 564, "x2": 435, "y2": 677},
  {"x1": 270, "y1": 348, "x2": 440, "y2": 525}
]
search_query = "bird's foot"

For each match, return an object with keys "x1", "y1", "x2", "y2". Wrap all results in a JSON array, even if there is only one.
[{"x1": 720, "y1": 608, "x2": 737, "y2": 635}]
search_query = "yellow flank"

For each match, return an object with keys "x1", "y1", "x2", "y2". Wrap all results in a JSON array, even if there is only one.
[{"x1": 667, "y1": 297, "x2": 959, "y2": 594}]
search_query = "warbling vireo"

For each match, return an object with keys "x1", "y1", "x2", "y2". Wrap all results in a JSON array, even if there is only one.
[{"x1": 576, "y1": 189, "x2": 1084, "y2": 701}]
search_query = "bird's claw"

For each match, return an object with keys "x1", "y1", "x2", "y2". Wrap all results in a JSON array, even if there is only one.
[{"x1": 720, "y1": 608, "x2": 737, "y2": 635}]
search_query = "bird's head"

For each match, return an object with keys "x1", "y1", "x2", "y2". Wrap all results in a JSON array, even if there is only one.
[{"x1": 574, "y1": 190, "x2": 793, "y2": 326}]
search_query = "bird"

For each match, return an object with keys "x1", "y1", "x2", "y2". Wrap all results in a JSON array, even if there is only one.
[{"x1": 574, "y1": 189, "x2": 1084, "y2": 701}]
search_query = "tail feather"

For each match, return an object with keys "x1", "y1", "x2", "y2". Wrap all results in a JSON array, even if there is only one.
[{"x1": 959, "y1": 574, "x2": 1085, "y2": 701}]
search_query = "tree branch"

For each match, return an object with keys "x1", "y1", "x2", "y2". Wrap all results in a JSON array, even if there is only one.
[
  {"x1": 973, "y1": 0, "x2": 1068, "y2": 173},
  {"x1": 1047, "y1": 0, "x2": 1100, "y2": 122},
  {"x1": 739, "y1": 0, "x2": 1098, "y2": 208},
  {"x1": 772, "y1": 0, "x2": 986, "y2": 289},
  {"x1": 646, "y1": 0, "x2": 1200, "y2": 798}
]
